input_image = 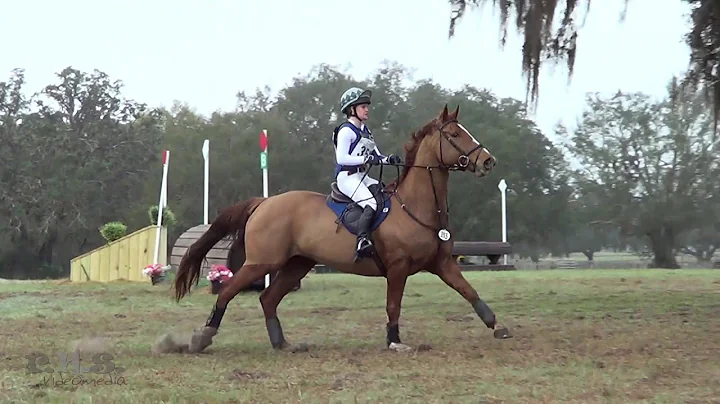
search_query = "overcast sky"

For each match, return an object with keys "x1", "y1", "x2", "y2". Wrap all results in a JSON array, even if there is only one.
[{"x1": 2, "y1": 0, "x2": 692, "y2": 140}]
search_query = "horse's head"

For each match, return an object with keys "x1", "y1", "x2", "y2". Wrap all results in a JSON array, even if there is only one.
[{"x1": 430, "y1": 104, "x2": 496, "y2": 177}]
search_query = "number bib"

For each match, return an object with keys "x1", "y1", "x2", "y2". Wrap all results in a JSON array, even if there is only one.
[{"x1": 353, "y1": 135, "x2": 376, "y2": 159}]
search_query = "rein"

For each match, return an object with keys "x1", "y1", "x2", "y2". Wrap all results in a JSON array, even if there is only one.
[{"x1": 378, "y1": 119, "x2": 486, "y2": 242}]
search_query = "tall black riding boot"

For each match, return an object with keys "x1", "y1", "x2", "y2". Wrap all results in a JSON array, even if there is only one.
[{"x1": 354, "y1": 206, "x2": 376, "y2": 262}]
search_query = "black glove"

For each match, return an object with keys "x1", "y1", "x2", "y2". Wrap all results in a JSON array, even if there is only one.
[
  {"x1": 365, "y1": 154, "x2": 382, "y2": 166},
  {"x1": 387, "y1": 154, "x2": 402, "y2": 165}
]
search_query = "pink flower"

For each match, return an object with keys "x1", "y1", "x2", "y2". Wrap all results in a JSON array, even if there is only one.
[
  {"x1": 143, "y1": 263, "x2": 167, "y2": 277},
  {"x1": 207, "y1": 264, "x2": 234, "y2": 282}
]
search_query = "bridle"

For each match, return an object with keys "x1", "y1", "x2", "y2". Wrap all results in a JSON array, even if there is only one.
[
  {"x1": 387, "y1": 118, "x2": 488, "y2": 241},
  {"x1": 437, "y1": 119, "x2": 486, "y2": 172}
]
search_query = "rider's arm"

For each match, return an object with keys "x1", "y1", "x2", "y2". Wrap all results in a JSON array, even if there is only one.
[
  {"x1": 335, "y1": 126, "x2": 368, "y2": 166},
  {"x1": 371, "y1": 146, "x2": 389, "y2": 163}
]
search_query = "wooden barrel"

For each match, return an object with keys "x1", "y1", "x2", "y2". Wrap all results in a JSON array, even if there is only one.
[
  {"x1": 170, "y1": 224, "x2": 233, "y2": 277},
  {"x1": 170, "y1": 224, "x2": 298, "y2": 291}
]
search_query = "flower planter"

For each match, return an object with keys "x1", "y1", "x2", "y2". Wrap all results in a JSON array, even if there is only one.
[
  {"x1": 143, "y1": 263, "x2": 170, "y2": 285},
  {"x1": 207, "y1": 265, "x2": 233, "y2": 294},
  {"x1": 151, "y1": 274, "x2": 165, "y2": 285},
  {"x1": 210, "y1": 280, "x2": 223, "y2": 294}
]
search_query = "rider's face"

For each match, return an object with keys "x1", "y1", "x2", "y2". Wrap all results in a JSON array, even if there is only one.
[{"x1": 355, "y1": 103, "x2": 369, "y2": 121}]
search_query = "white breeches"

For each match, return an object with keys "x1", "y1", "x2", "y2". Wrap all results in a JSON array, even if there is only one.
[{"x1": 336, "y1": 171, "x2": 379, "y2": 210}]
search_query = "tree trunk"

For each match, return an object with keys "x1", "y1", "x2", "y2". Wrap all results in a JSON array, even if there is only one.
[
  {"x1": 38, "y1": 234, "x2": 56, "y2": 267},
  {"x1": 647, "y1": 225, "x2": 680, "y2": 269}
]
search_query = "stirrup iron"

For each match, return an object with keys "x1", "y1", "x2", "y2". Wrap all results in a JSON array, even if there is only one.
[{"x1": 354, "y1": 237, "x2": 373, "y2": 261}]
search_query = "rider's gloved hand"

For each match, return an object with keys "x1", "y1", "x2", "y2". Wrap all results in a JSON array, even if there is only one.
[
  {"x1": 387, "y1": 154, "x2": 402, "y2": 165},
  {"x1": 365, "y1": 154, "x2": 383, "y2": 166}
]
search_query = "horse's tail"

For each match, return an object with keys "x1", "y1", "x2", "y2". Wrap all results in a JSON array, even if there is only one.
[{"x1": 173, "y1": 197, "x2": 266, "y2": 302}]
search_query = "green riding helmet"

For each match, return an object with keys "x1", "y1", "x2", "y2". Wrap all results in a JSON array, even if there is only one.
[{"x1": 340, "y1": 87, "x2": 372, "y2": 114}]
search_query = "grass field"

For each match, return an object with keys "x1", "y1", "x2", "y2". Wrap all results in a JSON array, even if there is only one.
[{"x1": 1, "y1": 269, "x2": 719, "y2": 403}]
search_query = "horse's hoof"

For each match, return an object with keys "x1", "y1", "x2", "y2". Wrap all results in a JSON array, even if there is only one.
[
  {"x1": 493, "y1": 327, "x2": 512, "y2": 339},
  {"x1": 388, "y1": 342, "x2": 413, "y2": 352},
  {"x1": 188, "y1": 326, "x2": 218, "y2": 353}
]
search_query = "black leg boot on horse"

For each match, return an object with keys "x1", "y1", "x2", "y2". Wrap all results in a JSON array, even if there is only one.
[{"x1": 354, "y1": 205, "x2": 376, "y2": 262}]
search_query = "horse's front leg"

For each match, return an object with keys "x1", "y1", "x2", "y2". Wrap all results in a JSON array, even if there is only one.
[
  {"x1": 432, "y1": 257, "x2": 512, "y2": 339},
  {"x1": 385, "y1": 261, "x2": 412, "y2": 352}
]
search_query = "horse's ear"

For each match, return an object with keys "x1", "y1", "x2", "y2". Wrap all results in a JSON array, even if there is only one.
[
  {"x1": 452, "y1": 105, "x2": 460, "y2": 119},
  {"x1": 440, "y1": 104, "x2": 449, "y2": 121}
]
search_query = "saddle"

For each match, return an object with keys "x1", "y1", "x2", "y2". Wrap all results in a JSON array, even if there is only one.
[
  {"x1": 329, "y1": 182, "x2": 385, "y2": 210},
  {"x1": 330, "y1": 182, "x2": 354, "y2": 204},
  {"x1": 325, "y1": 182, "x2": 392, "y2": 237}
]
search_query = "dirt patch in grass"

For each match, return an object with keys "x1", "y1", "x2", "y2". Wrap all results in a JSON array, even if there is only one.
[{"x1": 1, "y1": 269, "x2": 719, "y2": 402}]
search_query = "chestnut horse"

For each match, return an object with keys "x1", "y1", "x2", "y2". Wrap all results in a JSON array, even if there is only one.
[{"x1": 173, "y1": 105, "x2": 512, "y2": 354}]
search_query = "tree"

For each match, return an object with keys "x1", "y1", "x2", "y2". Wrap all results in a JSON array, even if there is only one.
[
  {"x1": 565, "y1": 183, "x2": 619, "y2": 261},
  {"x1": 560, "y1": 78, "x2": 720, "y2": 268},
  {"x1": 0, "y1": 67, "x2": 164, "y2": 278},
  {"x1": 446, "y1": 0, "x2": 720, "y2": 126}
]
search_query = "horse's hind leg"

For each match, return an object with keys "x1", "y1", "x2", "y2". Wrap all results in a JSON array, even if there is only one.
[
  {"x1": 260, "y1": 256, "x2": 316, "y2": 350},
  {"x1": 188, "y1": 261, "x2": 284, "y2": 353}
]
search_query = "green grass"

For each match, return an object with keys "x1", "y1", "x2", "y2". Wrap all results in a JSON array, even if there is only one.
[{"x1": 1, "y1": 269, "x2": 719, "y2": 403}]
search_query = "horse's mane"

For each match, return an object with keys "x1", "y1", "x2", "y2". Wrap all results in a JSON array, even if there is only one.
[{"x1": 385, "y1": 118, "x2": 439, "y2": 191}]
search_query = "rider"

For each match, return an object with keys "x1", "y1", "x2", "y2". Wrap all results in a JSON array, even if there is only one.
[{"x1": 332, "y1": 87, "x2": 402, "y2": 260}]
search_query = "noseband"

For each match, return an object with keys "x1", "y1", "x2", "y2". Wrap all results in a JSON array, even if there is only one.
[{"x1": 390, "y1": 118, "x2": 488, "y2": 244}]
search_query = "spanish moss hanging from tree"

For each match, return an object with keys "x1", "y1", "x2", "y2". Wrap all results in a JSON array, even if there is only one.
[{"x1": 447, "y1": 0, "x2": 720, "y2": 127}]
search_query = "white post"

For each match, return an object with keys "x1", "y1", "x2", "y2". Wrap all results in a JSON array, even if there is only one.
[
  {"x1": 498, "y1": 179, "x2": 508, "y2": 265},
  {"x1": 262, "y1": 131, "x2": 269, "y2": 200},
  {"x1": 260, "y1": 130, "x2": 270, "y2": 288},
  {"x1": 153, "y1": 150, "x2": 169, "y2": 265},
  {"x1": 202, "y1": 139, "x2": 210, "y2": 225}
]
